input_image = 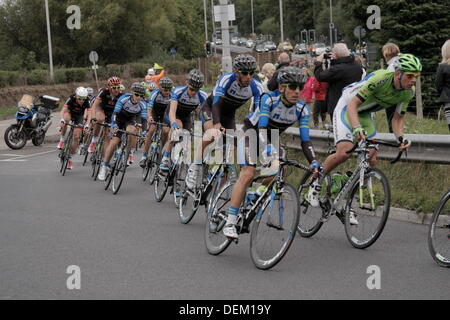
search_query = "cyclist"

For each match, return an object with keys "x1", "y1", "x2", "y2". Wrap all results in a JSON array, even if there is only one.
[
  {"x1": 222, "y1": 67, "x2": 320, "y2": 240},
  {"x1": 159, "y1": 69, "x2": 207, "y2": 170},
  {"x1": 145, "y1": 68, "x2": 156, "y2": 85},
  {"x1": 140, "y1": 77, "x2": 174, "y2": 168},
  {"x1": 307, "y1": 53, "x2": 420, "y2": 210},
  {"x1": 185, "y1": 54, "x2": 264, "y2": 189},
  {"x1": 57, "y1": 87, "x2": 91, "y2": 170},
  {"x1": 88, "y1": 77, "x2": 123, "y2": 154},
  {"x1": 98, "y1": 82, "x2": 148, "y2": 181}
]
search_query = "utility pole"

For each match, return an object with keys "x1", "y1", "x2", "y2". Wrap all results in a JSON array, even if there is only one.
[
  {"x1": 251, "y1": 0, "x2": 255, "y2": 38},
  {"x1": 329, "y1": 0, "x2": 333, "y2": 47},
  {"x1": 279, "y1": 0, "x2": 284, "y2": 42},
  {"x1": 219, "y1": 0, "x2": 232, "y2": 73},
  {"x1": 44, "y1": 0, "x2": 54, "y2": 81},
  {"x1": 203, "y1": 0, "x2": 208, "y2": 41}
]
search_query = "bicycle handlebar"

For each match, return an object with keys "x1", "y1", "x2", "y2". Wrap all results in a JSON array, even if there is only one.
[{"x1": 345, "y1": 139, "x2": 404, "y2": 164}]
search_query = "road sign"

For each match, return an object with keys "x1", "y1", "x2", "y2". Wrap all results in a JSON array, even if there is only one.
[
  {"x1": 214, "y1": 4, "x2": 235, "y2": 22},
  {"x1": 91, "y1": 65, "x2": 99, "y2": 70},
  {"x1": 89, "y1": 51, "x2": 98, "y2": 64},
  {"x1": 353, "y1": 26, "x2": 366, "y2": 39},
  {"x1": 329, "y1": 23, "x2": 335, "y2": 29}
]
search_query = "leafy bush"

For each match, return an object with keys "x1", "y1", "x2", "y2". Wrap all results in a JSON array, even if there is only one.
[
  {"x1": 128, "y1": 63, "x2": 148, "y2": 78},
  {"x1": 27, "y1": 70, "x2": 48, "y2": 85},
  {"x1": 165, "y1": 59, "x2": 197, "y2": 74},
  {"x1": 0, "y1": 71, "x2": 20, "y2": 87}
]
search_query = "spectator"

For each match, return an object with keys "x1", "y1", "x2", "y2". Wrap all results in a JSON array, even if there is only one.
[
  {"x1": 267, "y1": 52, "x2": 291, "y2": 91},
  {"x1": 259, "y1": 63, "x2": 276, "y2": 92},
  {"x1": 354, "y1": 54, "x2": 367, "y2": 79},
  {"x1": 301, "y1": 67, "x2": 315, "y2": 105},
  {"x1": 382, "y1": 42, "x2": 401, "y2": 132},
  {"x1": 311, "y1": 77, "x2": 329, "y2": 128},
  {"x1": 436, "y1": 39, "x2": 450, "y2": 131},
  {"x1": 314, "y1": 43, "x2": 364, "y2": 117}
]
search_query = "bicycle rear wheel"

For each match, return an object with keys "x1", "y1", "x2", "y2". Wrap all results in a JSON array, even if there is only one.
[
  {"x1": 343, "y1": 168, "x2": 390, "y2": 249},
  {"x1": 250, "y1": 183, "x2": 300, "y2": 270},
  {"x1": 173, "y1": 162, "x2": 187, "y2": 209},
  {"x1": 297, "y1": 170, "x2": 326, "y2": 237},
  {"x1": 82, "y1": 130, "x2": 93, "y2": 166},
  {"x1": 61, "y1": 133, "x2": 73, "y2": 176},
  {"x1": 154, "y1": 168, "x2": 169, "y2": 202},
  {"x1": 204, "y1": 182, "x2": 233, "y2": 255},
  {"x1": 428, "y1": 190, "x2": 450, "y2": 268},
  {"x1": 148, "y1": 148, "x2": 161, "y2": 186},
  {"x1": 112, "y1": 148, "x2": 129, "y2": 195}
]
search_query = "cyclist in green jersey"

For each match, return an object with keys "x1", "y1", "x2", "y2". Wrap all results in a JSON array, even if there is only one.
[{"x1": 307, "y1": 53, "x2": 421, "y2": 207}]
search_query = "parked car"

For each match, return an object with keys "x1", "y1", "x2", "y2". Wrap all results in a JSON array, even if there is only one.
[
  {"x1": 238, "y1": 37, "x2": 247, "y2": 46},
  {"x1": 255, "y1": 43, "x2": 269, "y2": 53},
  {"x1": 215, "y1": 39, "x2": 223, "y2": 46},
  {"x1": 264, "y1": 41, "x2": 277, "y2": 51},
  {"x1": 313, "y1": 43, "x2": 327, "y2": 56},
  {"x1": 231, "y1": 36, "x2": 239, "y2": 45},
  {"x1": 294, "y1": 43, "x2": 307, "y2": 54},
  {"x1": 277, "y1": 41, "x2": 293, "y2": 52},
  {"x1": 246, "y1": 39, "x2": 255, "y2": 48}
]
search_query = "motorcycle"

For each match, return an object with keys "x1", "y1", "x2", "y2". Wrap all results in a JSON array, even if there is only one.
[{"x1": 4, "y1": 94, "x2": 60, "y2": 150}]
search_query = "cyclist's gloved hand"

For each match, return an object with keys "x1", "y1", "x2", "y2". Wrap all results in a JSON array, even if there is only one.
[
  {"x1": 171, "y1": 122, "x2": 179, "y2": 130},
  {"x1": 310, "y1": 160, "x2": 320, "y2": 170},
  {"x1": 111, "y1": 123, "x2": 119, "y2": 133},
  {"x1": 397, "y1": 136, "x2": 412, "y2": 150},
  {"x1": 352, "y1": 126, "x2": 367, "y2": 140}
]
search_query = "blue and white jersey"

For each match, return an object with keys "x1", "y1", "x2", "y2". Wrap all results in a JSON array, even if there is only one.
[
  {"x1": 212, "y1": 72, "x2": 264, "y2": 110},
  {"x1": 149, "y1": 89, "x2": 171, "y2": 115},
  {"x1": 247, "y1": 90, "x2": 311, "y2": 141},
  {"x1": 170, "y1": 86, "x2": 208, "y2": 118},
  {"x1": 113, "y1": 93, "x2": 148, "y2": 120}
]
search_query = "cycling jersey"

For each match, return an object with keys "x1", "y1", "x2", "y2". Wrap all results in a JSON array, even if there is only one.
[
  {"x1": 112, "y1": 94, "x2": 148, "y2": 123},
  {"x1": 64, "y1": 94, "x2": 90, "y2": 115},
  {"x1": 96, "y1": 88, "x2": 123, "y2": 113},
  {"x1": 169, "y1": 86, "x2": 207, "y2": 118},
  {"x1": 334, "y1": 69, "x2": 415, "y2": 144},
  {"x1": 247, "y1": 91, "x2": 311, "y2": 140},
  {"x1": 149, "y1": 89, "x2": 171, "y2": 118}
]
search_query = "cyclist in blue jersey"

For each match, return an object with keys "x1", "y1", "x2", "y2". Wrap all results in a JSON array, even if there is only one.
[
  {"x1": 185, "y1": 54, "x2": 264, "y2": 189},
  {"x1": 98, "y1": 83, "x2": 148, "y2": 181},
  {"x1": 222, "y1": 67, "x2": 320, "y2": 239},
  {"x1": 159, "y1": 69, "x2": 208, "y2": 170},
  {"x1": 140, "y1": 77, "x2": 174, "y2": 167}
]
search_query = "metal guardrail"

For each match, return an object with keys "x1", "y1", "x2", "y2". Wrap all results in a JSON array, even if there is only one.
[{"x1": 284, "y1": 127, "x2": 450, "y2": 164}]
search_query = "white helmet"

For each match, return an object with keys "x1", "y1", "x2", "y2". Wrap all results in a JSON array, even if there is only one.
[
  {"x1": 86, "y1": 87, "x2": 94, "y2": 95},
  {"x1": 148, "y1": 68, "x2": 155, "y2": 76},
  {"x1": 75, "y1": 87, "x2": 88, "y2": 99}
]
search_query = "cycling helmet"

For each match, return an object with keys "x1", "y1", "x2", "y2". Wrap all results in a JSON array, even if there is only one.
[
  {"x1": 187, "y1": 69, "x2": 204, "y2": 88},
  {"x1": 278, "y1": 67, "x2": 308, "y2": 85},
  {"x1": 396, "y1": 53, "x2": 422, "y2": 72},
  {"x1": 86, "y1": 87, "x2": 94, "y2": 96},
  {"x1": 148, "y1": 82, "x2": 157, "y2": 91},
  {"x1": 75, "y1": 87, "x2": 88, "y2": 99},
  {"x1": 107, "y1": 76, "x2": 121, "y2": 86},
  {"x1": 130, "y1": 82, "x2": 146, "y2": 96},
  {"x1": 154, "y1": 63, "x2": 164, "y2": 70},
  {"x1": 160, "y1": 77, "x2": 174, "y2": 90},
  {"x1": 147, "y1": 68, "x2": 155, "y2": 76},
  {"x1": 233, "y1": 54, "x2": 257, "y2": 72}
]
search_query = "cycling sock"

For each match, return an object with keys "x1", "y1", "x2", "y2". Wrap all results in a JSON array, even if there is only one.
[
  {"x1": 59, "y1": 137, "x2": 65, "y2": 142},
  {"x1": 226, "y1": 206, "x2": 239, "y2": 225},
  {"x1": 142, "y1": 152, "x2": 148, "y2": 158},
  {"x1": 101, "y1": 161, "x2": 110, "y2": 167},
  {"x1": 193, "y1": 159, "x2": 203, "y2": 165},
  {"x1": 163, "y1": 152, "x2": 171, "y2": 158},
  {"x1": 92, "y1": 137, "x2": 99, "y2": 143},
  {"x1": 131, "y1": 148, "x2": 136, "y2": 154}
]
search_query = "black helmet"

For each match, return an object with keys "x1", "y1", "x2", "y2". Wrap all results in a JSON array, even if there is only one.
[
  {"x1": 159, "y1": 77, "x2": 174, "y2": 90},
  {"x1": 130, "y1": 82, "x2": 146, "y2": 96},
  {"x1": 233, "y1": 54, "x2": 257, "y2": 72},
  {"x1": 278, "y1": 67, "x2": 308, "y2": 85},
  {"x1": 187, "y1": 69, "x2": 204, "y2": 88}
]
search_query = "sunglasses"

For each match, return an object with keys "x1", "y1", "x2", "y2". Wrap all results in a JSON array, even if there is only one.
[
  {"x1": 132, "y1": 92, "x2": 144, "y2": 97},
  {"x1": 240, "y1": 71, "x2": 255, "y2": 76},
  {"x1": 162, "y1": 87, "x2": 173, "y2": 91},
  {"x1": 110, "y1": 85, "x2": 121, "y2": 90},
  {"x1": 76, "y1": 96, "x2": 87, "y2": 100},
  {"x1": 404, "y1": 72, "x2": 420, "y2": 78},
  {"x1": 188, "y1": 87, "x2": 200, "y2": 92},
  {"x1": 282, "y1": 84, "x2": 304, "y2": 91}
]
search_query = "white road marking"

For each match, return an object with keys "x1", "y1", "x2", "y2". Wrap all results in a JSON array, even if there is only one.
[
  {"x1": 0, "y1": 159, "x2": 27, "y2": 162},
  {"x1": 0, "y1": 150, "x2": 56, "y2": 161}
]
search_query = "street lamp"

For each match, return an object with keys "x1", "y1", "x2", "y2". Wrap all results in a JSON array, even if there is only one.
[
  {"x1": 279, "y1": 0, "x2": 284, "y2": 43},
  {"x1": 44, "y1": 0, "x2": 54, "y2": 81},
  {"x1": 203, "y1": 0, "x2": 208, "y2": 41},
  {"x1": 251, "y1": 0, "x2": 255, "y2": 37},
  {"x1": 329, "y1": 0, "x2": 333, "y2": 47}
]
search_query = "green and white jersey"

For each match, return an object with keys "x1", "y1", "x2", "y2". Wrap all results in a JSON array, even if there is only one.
[{"x1": 342, "y1": 69, "x2": 415, "y2": 115}]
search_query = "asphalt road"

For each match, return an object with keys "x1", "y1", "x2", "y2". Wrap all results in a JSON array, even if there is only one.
[{"x1": 0, "y1": 145, "x2": 448, "y2": 300}]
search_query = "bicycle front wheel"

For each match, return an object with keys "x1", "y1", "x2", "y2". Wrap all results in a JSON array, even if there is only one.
[
  {"x1": 173, "y1": 162, "x2": 187, "y2": 208},
  {"x1": 428, "y1": 190, "x2": 450, "y2": 268},
  {"x1": 154, "y1": 168, "x2": 169, "y2": 202},
  {"x1": 343, "y1": 168, "x2": 390, "y2": 249},
  {"x1": 250, "y1": 183, "x2": 300, "y2": 270},
  {"x1": 112, "y1": 148, "x2": 129, "y2": 195},
  {"x1": 204, "y1": 182, "x2": 233, "y2": 255},
  {"x1": 297, "y1": 170, "x2": 326, "y2": 238}
]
